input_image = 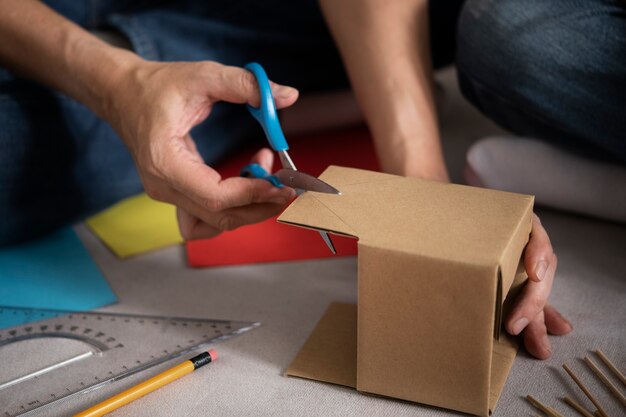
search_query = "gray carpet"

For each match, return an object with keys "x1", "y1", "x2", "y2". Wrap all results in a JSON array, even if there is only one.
[{"x1": 13, "y1": 69, "x2": 626, "y2": 417}]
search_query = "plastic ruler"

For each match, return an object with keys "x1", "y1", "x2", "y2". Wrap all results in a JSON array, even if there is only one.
[{"x1": 0, "y1": 306, "x2": 260, "y2": 416}]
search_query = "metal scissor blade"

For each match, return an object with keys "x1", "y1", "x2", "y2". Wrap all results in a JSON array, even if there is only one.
[
  {"x1": 278, "y1": 150, "x2": 297, "y2": 171},
  {"x1": 320, "y1": 231, "x2": 337, "y2": 254},
  {"x1": 274, "y1": 169, "x2": 341, "y2": 195}
]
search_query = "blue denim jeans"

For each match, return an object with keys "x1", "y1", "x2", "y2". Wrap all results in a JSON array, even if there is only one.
[
  {"x1": 0, "y1": 0, "x2": 624, "y2": 245},
  {"x1": 0, "y1": 0, "x2": 349, "y2": 245},
  {"x1": 456, "y1": 0, "x2": 626, "y2": 165}
]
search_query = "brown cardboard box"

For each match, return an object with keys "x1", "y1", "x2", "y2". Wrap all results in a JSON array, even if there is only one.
[{"x1": 278, "y1": 166, "x2": 534, "y2": 416}]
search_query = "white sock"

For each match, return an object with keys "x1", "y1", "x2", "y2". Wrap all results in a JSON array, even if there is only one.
[{"x1": 465, "y1": 137, "x2": 626, "y2": 223}]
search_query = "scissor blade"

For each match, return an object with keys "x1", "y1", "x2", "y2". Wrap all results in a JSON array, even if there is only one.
[
  {"x1": 278, "y1": 151, "x2": 297, "y2": 171},
  {"x1": 274, "y1": 169, "x2": 341, "y2": 195},
  {"x1": 320, "y1": 231, "x2": 337, "y2": 254}
]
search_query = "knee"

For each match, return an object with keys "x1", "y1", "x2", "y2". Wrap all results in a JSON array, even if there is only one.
[
  {"x1": 456, "y1": 0, "x2": 626, "y2": 159},
  {"x1": 456, "y1": 0, "x2": 591, "y2": 100}
]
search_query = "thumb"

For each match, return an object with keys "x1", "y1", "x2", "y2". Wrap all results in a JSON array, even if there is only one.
[{"x1": 209, "y1": 63, "x2": 299, "y2": 108}]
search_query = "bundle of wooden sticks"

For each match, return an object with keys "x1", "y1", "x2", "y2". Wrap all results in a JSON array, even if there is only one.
[{"x1": 527, "y1": 350, "x2": 625, "y2": 417}]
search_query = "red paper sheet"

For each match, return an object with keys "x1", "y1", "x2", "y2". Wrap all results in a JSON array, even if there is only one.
[{"x1": 186, "y1": 127, "x2": 379, "y2": 267}]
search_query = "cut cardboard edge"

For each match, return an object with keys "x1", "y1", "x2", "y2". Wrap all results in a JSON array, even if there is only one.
[
  {"x1": 496, "y1": 198, "x2": 534, "y2": 303},
  {"x1": 487, "y1": 263, "x2": 526, "y2": 413},
  {"x1": 286, "y1": 302, "x2": 518, "y2": 415},
  {"x1": 278, "y1": 192, "x2": 359, "y2": 238},
  {"x1": 277, "y1": 220, "x2": 358, "y2": 240},
  {"x1": 318, "y1": 165, "x2": 397, "y2": 188},
  {"x1": 488, "y1": 333, "x2": 519, "y2": 413}
]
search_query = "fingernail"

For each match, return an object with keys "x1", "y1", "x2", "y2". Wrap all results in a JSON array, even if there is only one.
[
  {"x1": 511, "y1": 317, "x2": 529, "y2": 335},
  {"x1": 534, "y1": 260, "x2": 548, "y2": 281},
  {"x1": 274, "y1": 85, "x2": 297, "y2": 99}
]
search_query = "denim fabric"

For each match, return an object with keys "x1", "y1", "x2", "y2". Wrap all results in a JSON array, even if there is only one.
[
  {"x1": 0, "y1": 0, "x2": 346, "y2": 245},
  {"x1": 456, "y1": 0, "x2": 626, "y2": 164},
  {"x1": 2, "y1": 0, "x2": 624, "y2": 245},
  {"x1": 0, "y1": 0, "x2": 463, "y2": 245}
]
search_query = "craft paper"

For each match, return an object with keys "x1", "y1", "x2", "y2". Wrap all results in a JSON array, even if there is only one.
[
  {"x1": 86, "y1": 193, "x2": 182, "y2": 258},
  {"x1": 280, "y1": 166, "x2": 534, "y2": 416},
  {"x1": 0, "y1": 227, "x2": 117, "y2": 329},
  {"x1": 186, "y1": 128, "x2": 378, "y2": 267}
]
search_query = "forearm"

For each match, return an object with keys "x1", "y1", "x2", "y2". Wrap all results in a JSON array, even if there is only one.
[
  {"x1": 0, "y1": 0, "x2": 140, "y2": 116},
  {"x1": 319, "y1": 0, "x2": 448, "y2": 180}
]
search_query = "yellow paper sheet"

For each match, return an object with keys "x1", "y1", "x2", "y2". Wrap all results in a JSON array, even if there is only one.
[{"x1": 86, "y1": 193, "x2": 182, "y2": 258}]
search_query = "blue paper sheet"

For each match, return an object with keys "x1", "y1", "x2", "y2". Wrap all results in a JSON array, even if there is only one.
[{"x1": 0, "y1": 227, "x2": 117, "y2": 329}]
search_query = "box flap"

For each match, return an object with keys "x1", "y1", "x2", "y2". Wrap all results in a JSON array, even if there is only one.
[
  {"x1": 287, "y1": 303, "x2": 519, "y2": 414},
  {"x1": 278, "y1": 192, "x2": 358, "y2": 238},
  {"x1": 285, "y1": 302, "x2": 357, "y2": 388}
]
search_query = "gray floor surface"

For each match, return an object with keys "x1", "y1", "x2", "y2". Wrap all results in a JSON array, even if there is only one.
[{"x1": 8, "y1": 69, "x2": 626, "y2": 417}]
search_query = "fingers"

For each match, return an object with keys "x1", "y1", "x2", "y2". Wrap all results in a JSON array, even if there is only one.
[
  {"x1": 157, "y1": 138, "x2": 293, "y2": 211},
  {"x1": 144, "y1": 152, "x2": 290, "y2": 240},
  {"x1": 176, "y1": 207, "x2": 221, "y2": 240},
  {"x1": 506, "y1": 253, "x2": 557, "y2": 336},
  {"x1": 522, "y1": 305, "x2": 573, "y2": 360},
  {"x1": 176, "y1": 196, "x2": 286, "y2": 241},
  {"x1": 144, "y1": 134, "x2": 292, "y2": 239},
  {"x1": 544, "y1": 304, "x2": 573, "y2": 335},
  {"x1": 216, "y1": 203, "x2": 286, "y2": 231},
  {"x1": 213, "y1": 176, "x2": 295, "y2": 209},
  {"x1": 251, "y1": 148, "x2": 275, "y2": 172},
  {"x1": 207, "y1": 63, "x2": 299, "y2": 108},
  {"x1": 504, "y1": 212, "x2": 572, "y2": 359},
  {"x1": 524, "y1": 214, "x2": 554, "y2": 282},
  {"x1": 523, "y1": 311, "x2": 552, "y2": 360}
]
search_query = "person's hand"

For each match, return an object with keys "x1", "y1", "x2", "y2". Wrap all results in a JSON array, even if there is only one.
[
  {"x1": 505, "y1": 214, "x2": 573, "y2": 359},
  {"x1": 101, "y1": 59, "x2": 297, "y2": 240},
  {"x1": 176, "y1": 147, "x2": 286, "y2": 239}
]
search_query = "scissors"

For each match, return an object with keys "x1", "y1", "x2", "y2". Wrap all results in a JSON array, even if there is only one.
[{"x1": 241, "y1": 62, "x2": 340, "y2": 254}]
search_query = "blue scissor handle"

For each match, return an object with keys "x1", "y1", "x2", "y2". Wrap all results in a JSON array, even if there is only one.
[
  {"x1": 244, "y1": 62, "x2": 289, "y2": 152},
  {"x1": 240, "y1": 163, "x2": 284, "y2": 188}
]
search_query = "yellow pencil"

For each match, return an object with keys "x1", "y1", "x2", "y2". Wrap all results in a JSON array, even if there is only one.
[{"x1": 74, "y1": 350, "x2": 218, "y2": 417}]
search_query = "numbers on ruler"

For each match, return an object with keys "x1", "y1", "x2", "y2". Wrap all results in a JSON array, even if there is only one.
[{"x1": 1, "y1": 308, "x2": 254, "y2": 417}]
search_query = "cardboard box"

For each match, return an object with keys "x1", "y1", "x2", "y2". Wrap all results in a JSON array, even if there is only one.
[{"x1": 278, "y1": 166, "x2": 534, "y2": 416}]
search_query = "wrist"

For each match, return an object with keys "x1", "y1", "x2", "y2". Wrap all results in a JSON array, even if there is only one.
[
  {"x1": 96, "y1": 49, "x2": 146, "y2": 121},
  {"x1": 64, "y1": 35, "x2": 144, "y2": 118}
]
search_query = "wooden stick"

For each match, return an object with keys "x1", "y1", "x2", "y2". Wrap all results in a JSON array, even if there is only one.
[
  {"x1": 527, "y1": 395, "x2": 560, "y2": 417},
  {"x1": 596, "y1": 350, "x2": 626, "y2": 387},
  {"x1": 563, "y1": 396, "x2": 595, "y2": 417},
  {"x1": 547, "y1": 406, "x2": 566, "y2": 417},
  {"x1": 562, "y1": 364, "x2": 610, "y2": 417},
  {"x1": 585, "y1": 356, "x2": 626, "y2": 407}
]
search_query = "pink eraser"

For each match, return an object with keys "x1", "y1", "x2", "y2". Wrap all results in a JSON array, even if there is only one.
[{"x1": 208, "y1": 349, "x2": 218, "y2": 361}]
